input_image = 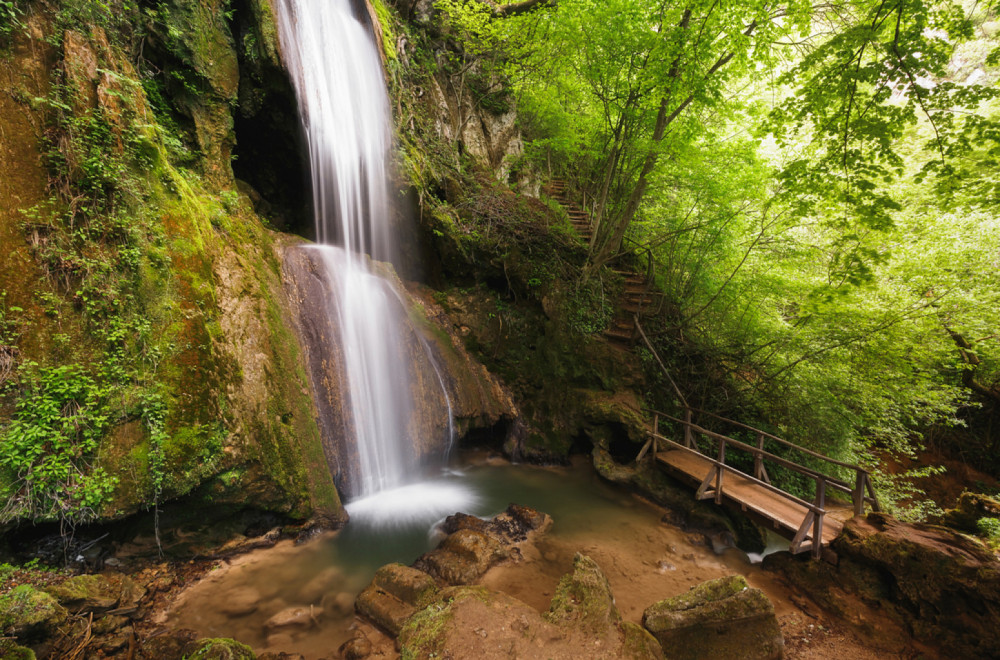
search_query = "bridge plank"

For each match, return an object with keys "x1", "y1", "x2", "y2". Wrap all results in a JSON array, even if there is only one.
[{"x1": 655, "y1": 450, "x2": 853, "y2": 546}]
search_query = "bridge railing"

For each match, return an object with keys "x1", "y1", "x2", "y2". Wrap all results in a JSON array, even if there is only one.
[{"x1": 642, "y1": 409, "x2": 881, "y2": 559}]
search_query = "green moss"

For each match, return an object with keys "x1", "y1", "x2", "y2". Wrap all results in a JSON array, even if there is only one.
[
  {"x1": 370, "y1": 0, "x2": 398, "y2": 61},
  {"x1": 0, "y1": 639, "x2": 36, "y2": 660},
  {"x1": 0, "y1": 585, "x2": 67, "y2": 638},
  {"x1": 186, "y1": 637, "x2": 256, "y2": 660}
]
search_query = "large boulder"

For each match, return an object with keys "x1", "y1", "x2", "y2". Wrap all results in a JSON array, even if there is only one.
[
  {"x1": 0, "y1": 585, "x2": 68, "y2": 640},
  {"x1": 413, "y1": 503, "x2": 552, "y2": 585},
  {"x1": 642, "y1": 575, "x2": 783, "y2": 660},
  {"x1": 354, "y1": 563, "x2": 440, "y2": 636},
  {"x1": 764, "y1": 512, "x2": 1000, "y2": 658},
  {"x1": 398, "y1": 563, "x2": 662, "y2": 660},
  {"x1": 45, "y1": 572, "x2": 144, "y2": 614}
]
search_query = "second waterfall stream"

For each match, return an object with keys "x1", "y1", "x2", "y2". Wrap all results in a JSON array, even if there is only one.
[{"x1": 275, "y1": 0, "x2": 474, "y2": 523}]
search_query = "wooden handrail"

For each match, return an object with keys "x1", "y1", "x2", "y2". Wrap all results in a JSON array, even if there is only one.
[
  {"x1": 654, "y1": 412, "x2": 855, "y2": 494},
  {"x1": 653, "y1": 433, "x2": 825, "y2": 515},
  {"x1": 650, "y1": 409, "x2": 880, "y2": 520},
  {"x1": 681, "y1": 406, "x2": 867, "y2": 473}
]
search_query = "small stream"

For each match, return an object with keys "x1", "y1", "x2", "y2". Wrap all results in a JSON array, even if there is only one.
[{"x1": 162, "y1": 454, "x2": 786, "y2": 658}]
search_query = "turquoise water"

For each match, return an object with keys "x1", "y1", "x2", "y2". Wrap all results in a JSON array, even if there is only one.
[{"x1": 166, "y1": 456, "x2": 647, "y2": 655}]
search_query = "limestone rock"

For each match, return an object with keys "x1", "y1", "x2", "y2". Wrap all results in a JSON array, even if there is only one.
[
  {"x1": 355, "y1": 563, "x2": 439, "y2": 636},
  {"x1": 0, "y1": 585, "x2": 68, "y2": 640},
  {"x1": 642, "y1": 575, "x2": 783, "y2": 660}
]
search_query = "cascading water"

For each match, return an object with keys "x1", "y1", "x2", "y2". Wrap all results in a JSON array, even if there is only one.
[{"x1": 276, "y1": 0, "x2": 474, "y2": 523}]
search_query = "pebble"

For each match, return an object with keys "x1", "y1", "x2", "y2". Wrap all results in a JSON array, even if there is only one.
[
  {"x1": 220, "y1": 586, "x2": 263, "y2": 617},
  {"x1": 299, "y1": 567, "x2": 345, "y2": 603},
  {"x1": 321, "y1": 591, "x2": 355, "y2": 618},
  {"x1": 265, "y1": 605, "x2": 315, "y2": 630},
  {"x1": 266, "y1": 632, "x2": 294, "y2": 648}
]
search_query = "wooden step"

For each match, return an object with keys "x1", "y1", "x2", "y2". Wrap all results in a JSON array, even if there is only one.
[{"x1": 604, "y1": 328, "x2": 635, "y2": 342}]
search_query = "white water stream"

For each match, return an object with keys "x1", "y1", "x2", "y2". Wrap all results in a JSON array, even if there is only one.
[{"x1": 276, "y1": 0, "x2": 472, "y2": 519}]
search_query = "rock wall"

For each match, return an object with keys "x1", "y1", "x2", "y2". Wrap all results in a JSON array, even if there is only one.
[
  {"x1": 764, "y1": 512, "x2": 1000, "y2": 658},
  {"x1": 0, "y1": 1, "x2": 341, "y2": 528}
]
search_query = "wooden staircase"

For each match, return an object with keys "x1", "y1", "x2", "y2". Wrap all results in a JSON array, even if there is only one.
[
  {"x1": 544, "y1": 180, "x2": 593, "y2": 243},
  {"x1": 544, "y1": 179, "x2": 656, "y2": 345}
]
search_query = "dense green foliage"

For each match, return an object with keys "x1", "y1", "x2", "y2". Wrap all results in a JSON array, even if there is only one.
[{"x1": 437, "y1": 0, "x2": 1000, "y2": 514}]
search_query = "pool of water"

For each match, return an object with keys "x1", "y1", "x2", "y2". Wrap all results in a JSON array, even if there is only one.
[{"x1": 163, "y1": 454, "x2": 753, "y2": 657}]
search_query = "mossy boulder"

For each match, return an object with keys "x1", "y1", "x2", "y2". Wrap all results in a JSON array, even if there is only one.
[
  {"x1": 355, "y1": 563, "x2": 439, "y2": 636},
  {"x1": 546, "y1": 553, "x2": 620, "y2": 633},
  {"x1": 941, "y1": 491, "x2": 1000, "y2": 533},
  {"x1": 184, "y1": 637, "x2": 256, "y2": 660},
  {"x1": 45, "y1": 573, "x2": 143, "y2": 614},
  {"x1": 0, "y1": 585, "x2": 67, "y2": 640},
  {"x1": 641, "y1": 575, "x2": 783, "y2": 660},
  {"x1": 0, "y1": 639, "x2": 36, "y2": 660}
]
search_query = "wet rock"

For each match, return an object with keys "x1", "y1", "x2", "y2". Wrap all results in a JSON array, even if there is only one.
[
  {"x1": 765, "y1": 512, "x2": 1000, "y2": 658},
  {"x1": 355, "y1": 563, "x2": 439, "y2": 636},
  {"x1": 264, "y1": 632, "x2": 293, "y2": 648},
  {"x1": 338, "y1": 633, "x2": 373, "y2": 660},
  {"x1": 220, "y1": 586, "x2": 263, "y2": 617},
  {"x1": 183, "y1": 637, "x2": 256, "y2": 659},
  {"x1": 92, "y1": 614, "x2": 130, "y2": 634},
  {"x1": 137, "y1": 627, "x2": 198, "y2": 660},
  {"x1": 642, "y1": 575, "x2": 783, "y2": 660},
  {"x1": 0, "y1": 585, "x2": 68, "y2": 639},
  {"x1": 546, "y1": 553, "x2": 621, "y2": 633},
  {"x1": 258, "y1": 652, "x2": 305, "y2": 660},
  {"x1": 299, "y1": 566, "x2": 344, "y2": 603},
  {"x1": 97, "y1": 631, "x2": 132, "y2": 654},
  {"x1": 264, "y1": 605, "x2": 315, "y2": 630},
  {"x1": 320, "y1": 591, "x2": 354, "y2": 617},
  {"x1": 415, "y1": 528, "x2": 508, "y2": 585},
  {"x1": 415, "y1": 504, "x2": 551, "y2": 585}
]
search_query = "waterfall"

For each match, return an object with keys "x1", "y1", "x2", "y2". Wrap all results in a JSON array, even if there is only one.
[{"x1": 276, "y1": 0, "x2": 476, "y2": 521}]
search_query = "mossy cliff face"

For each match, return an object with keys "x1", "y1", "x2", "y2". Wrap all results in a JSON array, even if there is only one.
[{"x1": 0, "y1": 0, "x2": 340, "y2": 528}]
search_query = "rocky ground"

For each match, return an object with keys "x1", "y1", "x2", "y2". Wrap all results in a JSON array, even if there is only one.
[{"x1": 3, "y1": 464, "x2": 998, "y2": 659}]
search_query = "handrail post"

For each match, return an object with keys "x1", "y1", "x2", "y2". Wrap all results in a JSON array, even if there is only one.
[
  {"x1": 715, "y1": 438, "x2": 725, "y2": 504},
  {"x1": 754, "y1": 433, "x2": 765, "y2": 480},
  {"x1": 652, "y1": 414, "x2": 659, "y2": 454},
  {"x1": 853, "y1": 470, "x2": 865, "y2": 515},
  {"x1": 684, "y1": 408, "x2": 693, "y2": 449},
  {"x1": 813, "y1": 477, "x2": 826, "y2": 560}
]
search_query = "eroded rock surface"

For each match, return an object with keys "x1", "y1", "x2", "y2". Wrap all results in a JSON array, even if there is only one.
[
  {"x1": 398, "y1": 557, "x2": 663, "y2": 660},
  {"x1": 764, "y1": 512, "x2": 1000, "y2": 658},
  {"x1": 642, "y1": 575, "x2": 783, "y2": 660}
]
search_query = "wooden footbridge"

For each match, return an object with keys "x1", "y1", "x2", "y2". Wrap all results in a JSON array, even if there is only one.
[
  {"x1": 542, "y1": 178, "x2": 880, "y2": 559},
  {"x1": 639, "y1": 406, "x2": 880, "y2": 559}
]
